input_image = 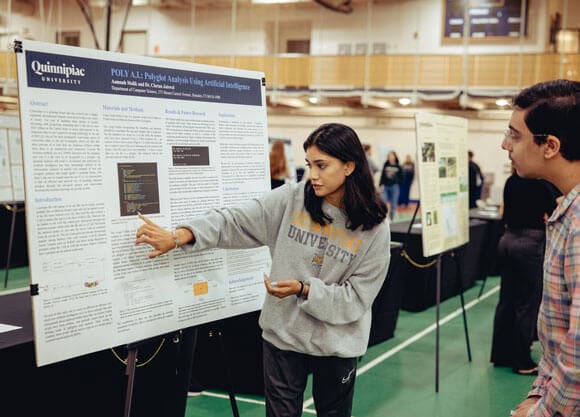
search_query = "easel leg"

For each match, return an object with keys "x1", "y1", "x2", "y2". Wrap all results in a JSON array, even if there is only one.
[
  {"x1": 452, "y1": 251, "x2": 472, "y2": 362},
  {"x1": 3, "y1": 204, "x2": 18, "y2": 288},
  {"x1": 216, "y1": 323, "x2": 240, "y2": 417},
  {"x1": 124, "y1": 346, "x2": 139, "y2": 417},
  {"x1": 477, "y1": 275, "x2": 488, "y2": 299},
  {"x1": 435, "y1": 254, "x2": 441, "y2": 393},
  {"x1": 176, "y1": 328, "x2": 198, "y2": 417}
]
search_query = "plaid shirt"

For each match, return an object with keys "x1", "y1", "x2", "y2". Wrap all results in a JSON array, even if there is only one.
[{"x1": 528, "y1": 182, "x2": 580, "y2": 416}]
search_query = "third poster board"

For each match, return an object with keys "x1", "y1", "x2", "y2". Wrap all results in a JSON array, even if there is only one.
[{"x1": 415, "y1": 112, "x2": 469, "y2": 257}]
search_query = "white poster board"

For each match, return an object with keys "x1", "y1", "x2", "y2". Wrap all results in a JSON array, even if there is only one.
[
  {"x1": 0, "y1": 114, "x2": 24, "y2": 203},
  {"x1": 15, "y1": 39, "x2": 271, "y2": 366},
  {"x1": 415, "y1": 113, "x2": 469, "y2": 257}
]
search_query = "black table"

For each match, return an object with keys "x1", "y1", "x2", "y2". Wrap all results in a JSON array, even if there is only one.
[
  {"x1": 0, "y1": 291, "x2": 194, "y2": 417},
  {"x1": 390, "y1": 218, "x2": 487, "y2": 312},
  {"x1": 469, "y1": 207, "x2": 504, "y2": 279},
  {"x1": 368, "y1": 241, "x2": 404, "y2": 346},
  {"x1": 0, "y1": 204, "x2": 28, "y2": 269}
]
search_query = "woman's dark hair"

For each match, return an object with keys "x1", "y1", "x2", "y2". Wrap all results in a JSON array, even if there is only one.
[
  {"x1": 302, "y1": 123, "x2": 386, "y2": 230},
  {"x1": 513, "y1": 79, "x2": 580, "y2": 161},
  {"x1": 387, "y1": 150, "x2": 400, "y2": 165}
]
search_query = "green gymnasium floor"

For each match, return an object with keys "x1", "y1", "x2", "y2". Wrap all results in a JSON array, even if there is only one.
[
  {"x1": 182, "y1": 276, "x2": 540, "y2": 417},
  {"x1": 2, "y1": 267, "x2": 538, "y2": 417}
]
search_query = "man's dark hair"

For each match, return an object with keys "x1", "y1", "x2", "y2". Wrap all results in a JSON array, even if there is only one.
[
  {"x1": 302, "y1": 123, "x2": 386, "y2": 230},
  {"x1": 513, "y1": 79, "x2": 580, "y2": 160}
]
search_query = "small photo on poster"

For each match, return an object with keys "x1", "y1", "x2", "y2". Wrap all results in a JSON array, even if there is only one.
[
  {"x1": 421, "y1": 142, "x2": 436, "y2": 162},
  {"x1": 117, "y1": 162, "x2": 160, "y2": 216},
  {"x1": 438, "y1": 157, "x2": 447, "y2": 178},
  {"x1": 446, "y1": 157, "x2": 457, "y2": 177}
]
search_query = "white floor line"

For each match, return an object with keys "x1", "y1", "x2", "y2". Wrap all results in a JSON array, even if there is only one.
[
  {"x1": 200, "y1": 391, "x2": 317, "y2": 414},
  {"x1": 200, "y1": 390, "x2": 265, "y2": 405},
  {"x1": 302, "y1": 284, "x2": 500, "y2": 409},
  {"x1": 358, "y1": 283, "x2": 500, "y2": 376},
  {"x1": 197, "y1": 283, "x2": 500, "y2": 415}
]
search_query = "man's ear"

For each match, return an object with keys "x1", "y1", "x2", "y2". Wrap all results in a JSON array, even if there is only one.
[
  {"x1": 344, "y1": 161, "x2": 355, "y2": 176},
  {"x1": 544, "y1": 135, "x2": 561, "y2": 159}
]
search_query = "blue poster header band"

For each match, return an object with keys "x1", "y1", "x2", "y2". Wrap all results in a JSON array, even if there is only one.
[{"x1": 25, "y1": 50, "x2": 263, "y2": 106}]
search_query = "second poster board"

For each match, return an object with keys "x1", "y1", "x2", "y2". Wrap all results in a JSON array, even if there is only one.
[{"x1": 415, "y1": 112, "x2": 469, "y2": 257}]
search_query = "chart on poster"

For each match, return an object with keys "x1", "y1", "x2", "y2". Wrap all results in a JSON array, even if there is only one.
[{"x1": 15, "y1": 39, "x2": 271, "y2": 366}]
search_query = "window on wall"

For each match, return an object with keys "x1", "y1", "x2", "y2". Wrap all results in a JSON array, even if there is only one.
[
  {"x1": 56, "y1": 31, "x2": 80, "y2": 47},
  {"x1": 121, "y1": 31, "x2": 147, "y2": 55},
  {"x1": 266, "y1": 20, "x2": 311, "y2": 54},
  {"x1": 286, "y1": 40, "x2": 310, "y2": 54}
]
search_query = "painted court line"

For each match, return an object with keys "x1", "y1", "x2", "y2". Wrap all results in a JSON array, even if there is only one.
[
  {"x1": 200, "y1": 391, "x2": 316, "y2": 414},
  {"x1": 198, "y1": 284, "x2": 500, "y2": 414},
  {"x1": 302, "y1": 284, "x2": 500, "y2": 409}
]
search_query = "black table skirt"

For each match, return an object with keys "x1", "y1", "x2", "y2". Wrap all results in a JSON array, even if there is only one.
[
  {"x1": 390, "y1": 219, "x2": 487, "y2": 312},
  {"x1": 0, "y1": 204, "x2": 28, "y2": 268},
  {"x1": 0, "y1": 291, "x2": 194, "y2": 417}
]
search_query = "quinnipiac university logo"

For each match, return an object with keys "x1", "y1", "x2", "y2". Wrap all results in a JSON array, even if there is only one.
[{"x1": 30, "y1": 59, "x2": 86, "y2": 86}]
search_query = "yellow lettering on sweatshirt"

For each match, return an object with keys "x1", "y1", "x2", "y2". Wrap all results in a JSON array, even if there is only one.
[{"x1": 290, "y1": 209, "x2": 363, "y2": 253}]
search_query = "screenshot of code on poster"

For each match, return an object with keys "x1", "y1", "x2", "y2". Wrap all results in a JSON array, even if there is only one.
[{"x1": 117, "y1": 162, "x2": 160, "y2": 216}]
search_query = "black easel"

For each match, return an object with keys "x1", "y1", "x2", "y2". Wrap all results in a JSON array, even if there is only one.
[
  {"x1": 123, "y1": 337, "x2": 155, "y2": 417},
  {"x1": 398, "y1": 201, "x2": 471, "y2": 392},
  {"x1": 450, "y1": 250, "x2": 472, "y2": 363},
  {"x1": 122, "y1": 329, "x2": 197, "y2": 417},
  {"x1": 213, "y1": 321, "x2": 241, "y2": 417},
  {"x1": 123, "y1": 341, "x2": 139, "y2": 417},
  {"x1": 3, "y1": 202, "x2": 23, "y2": 288}
]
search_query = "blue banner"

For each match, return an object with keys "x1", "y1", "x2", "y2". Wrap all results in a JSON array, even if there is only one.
[{"x1": 25, "y1": 50, "x2": 263, "y2": 106}]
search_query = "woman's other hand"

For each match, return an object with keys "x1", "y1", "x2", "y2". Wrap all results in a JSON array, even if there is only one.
[{"x1": 264, "y1": 275, "x2": 306, "y2": 298}]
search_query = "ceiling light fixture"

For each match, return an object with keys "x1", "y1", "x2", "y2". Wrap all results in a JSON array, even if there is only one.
[
  {"x1": 398, "y1": 97, "x2": 411, "y2": 106},
  {"x1": 495, "y1": 98, "x2": 509, "y2": 107}
]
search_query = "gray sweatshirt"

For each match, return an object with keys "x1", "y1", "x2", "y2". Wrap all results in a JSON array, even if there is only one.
[{"x1": 180, "y1": 182, "x2": 391, "y2": 358}]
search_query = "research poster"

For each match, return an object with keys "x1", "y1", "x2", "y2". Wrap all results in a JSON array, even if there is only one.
[
  {"x1": 15, "y1": 39, "x2": 271, "y2": 366},
  {"x1": 0, "y1": 114, "x2": 24, "y2": 203},
  {"x1": 415, "y1": 112, "x2": 469, "y2": 258}
]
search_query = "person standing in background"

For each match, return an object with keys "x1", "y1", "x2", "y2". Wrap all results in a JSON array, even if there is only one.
[
  {"x1": 468, "y1": 150, "x2": 485, "y2": 208},
  {"x1": 379, "y1": 150, "x2": 403, "y2": 221},
  {"x1": 502, "y1": 79, "x2": 580, "y2": 417},
  {"x1": 363, "y1": 143, "x2": 379, "y2": 176},
  {"x1": 490, "y1": 171, "x2": 559, "y2": 376},
  {"x1": 398, "y1": 154, "x2": 415, "y2": 210},
  {"x1": 270, "y1": 139, "x2": 290, "y2": 189}
]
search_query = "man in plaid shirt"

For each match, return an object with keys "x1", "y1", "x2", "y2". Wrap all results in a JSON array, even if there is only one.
[{"x1": 502, "y1": 79, "x2": 580, "y2": 417}]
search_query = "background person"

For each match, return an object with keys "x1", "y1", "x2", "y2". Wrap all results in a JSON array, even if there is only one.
[
  {"x1": 468, "y1": 150, "x2": 485, "y2": 208},
  {"x1": 379, "y1": 150, "x2": 403, "y2": 221},
  {"x1": 363, "y1": 143, "x2": 379, "y2": 176},
  {"x1": 490, "y1": 171, "x2": 559, "y2": 376},
  {"x1": 502, "y1": 79, "x2": 580, "y2": 417},
  {"x1": 136, "y1": 123, "x2": 390, "y2": 417},
  {"x1": 269, "y1": 139, "x2": 290, "y2": 189},
  {"x1": 398, "y1": 154, "x2": 415, "y2": 210}
]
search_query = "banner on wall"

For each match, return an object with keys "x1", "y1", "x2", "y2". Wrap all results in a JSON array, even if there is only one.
[
  {"x1": 414, "y1": 112, "x2": 469, "y2": 258},
  {"x1": 15, "y1": 39, "x2": 271, "y2": 366}
]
